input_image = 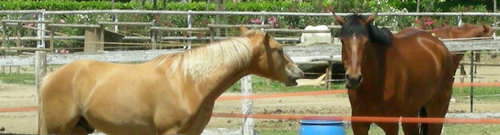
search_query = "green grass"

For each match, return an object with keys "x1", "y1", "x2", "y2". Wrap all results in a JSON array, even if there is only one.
[
  {"x1": 226, "y1": 76, "x2": 336, "y2": 93},
  {"x1": 0, "y1": 73, "x2": 35, "y2": 85},
  {"x1": 453, "y1": 86, "x2": 500, "y2": 96}
]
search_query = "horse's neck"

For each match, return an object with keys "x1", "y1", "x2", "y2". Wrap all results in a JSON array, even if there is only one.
[
  {"x1": 166, "y1": 39, "x2": 253, "y2": 101},
  {"x1": 361, "y1": 43, "x2": 387, "y2": 91}
]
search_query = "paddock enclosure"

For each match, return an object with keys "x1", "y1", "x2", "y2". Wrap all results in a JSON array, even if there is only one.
[{"x1": 1, "y1": 10, "x2": 500, "y2": 135}]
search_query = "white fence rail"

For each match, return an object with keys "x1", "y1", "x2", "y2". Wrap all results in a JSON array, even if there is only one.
[
  {"x1": 2, "y1": 10, "x2": 500, "y2": 16},
  {"x1": 2, "y1": 39, "x2": 500, "y2": 66}
]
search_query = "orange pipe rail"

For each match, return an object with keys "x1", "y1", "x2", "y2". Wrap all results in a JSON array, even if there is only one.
[
  {"x1": 212, "y1": 113, "x2": 500, "y2": 124},
  {"x1": 216, "y1": 82, "x2": 500, "y2": 101},
  {"x1": 216, "y1": 90, "x2": 347, "y2": 101}
]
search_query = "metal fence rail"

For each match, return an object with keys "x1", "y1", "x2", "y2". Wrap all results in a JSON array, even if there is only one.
[
  {"x1": 2, "y1": 10, "x2": 500, "y2": 16},
  {"x1": 2, "y1": 38, "x2": 500, "y2": 66},
  {"x1": 2, "y1": 10, "x2": 500, "y2": 52}
]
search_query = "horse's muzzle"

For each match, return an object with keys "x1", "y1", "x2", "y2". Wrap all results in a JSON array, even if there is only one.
[
  {"x1": 346, "y1": 75, "x2": 362, "y2": 90},
  {"x1": 285, "y1": 68, "x2": 304, "y2": 86}
]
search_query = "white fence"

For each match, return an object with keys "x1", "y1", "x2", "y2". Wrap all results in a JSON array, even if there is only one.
[{"x1": 2, "y1": 11, "x2": 500, "y2": 135}]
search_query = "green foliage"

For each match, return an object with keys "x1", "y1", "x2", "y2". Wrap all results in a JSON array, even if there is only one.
[{"x1": 0, "y1": 0, "x2": 315, "y2": 11}]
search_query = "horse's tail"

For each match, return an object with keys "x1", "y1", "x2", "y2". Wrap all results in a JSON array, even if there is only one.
[
  {"x1": 450, "y1": 54, "x2": 464, "y2": 74},
  {"x1": 419, "y1": 107, "x2": 428, "y2": 135}
]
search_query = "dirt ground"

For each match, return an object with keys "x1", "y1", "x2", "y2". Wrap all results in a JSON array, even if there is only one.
[
  {"x1": 0, "y1": 83, "x2": 37, "y2": 134},
  {"x1": 0, "y1": 83, "x2": 499, "y2": 134}
]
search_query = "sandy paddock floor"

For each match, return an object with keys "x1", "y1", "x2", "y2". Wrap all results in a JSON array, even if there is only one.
[{"x1": 0, "y1": 83, "x2": 499, "y2": 134}]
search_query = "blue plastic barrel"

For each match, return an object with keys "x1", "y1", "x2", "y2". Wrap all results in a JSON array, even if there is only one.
[{"x1": 299, "y1": 120, "x2": 345, "y2": 135}]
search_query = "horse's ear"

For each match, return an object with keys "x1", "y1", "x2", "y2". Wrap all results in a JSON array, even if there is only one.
[
  {"x1": 364, "y1": 12, "x2": 377, "y2": 24},
  {"x1": 331, "y1": 12, "x2": 345, "y2": 25},
  {"x1": 483, "y1": 24, "x2": 494, "y2": 37},
  {"x1": 240, "y1": 26, "x2": 249, "y2": 33},
  {"x1": 263, "y1": 33, "x2": 270, "y2": 46},
  {"x1": 366, "y1": 16, "x2": 375, "y2": 23}
]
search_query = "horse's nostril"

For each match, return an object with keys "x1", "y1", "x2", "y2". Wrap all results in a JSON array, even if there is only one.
[
  {"x1": 299, "y1": 71, "x2": 305, "y2": 78},
  {"x1": 346, "y1": 74, "x2": 362, "y2": 83}
]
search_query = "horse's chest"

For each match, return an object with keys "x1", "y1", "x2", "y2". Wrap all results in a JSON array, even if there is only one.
[{"x1": 349, "y1": 90, "x2": 407, "y2": 113}]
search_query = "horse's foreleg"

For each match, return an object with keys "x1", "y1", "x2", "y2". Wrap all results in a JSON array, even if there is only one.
[
  {"x1": 377, "y1": 123, "x2": 399, "y2": 135},
  {"x1": 351, "y1": 122, "x2": 370, "y2": 135},
  {"x1": 402, "y1": 113, "x2": 420, "y2": 135}
]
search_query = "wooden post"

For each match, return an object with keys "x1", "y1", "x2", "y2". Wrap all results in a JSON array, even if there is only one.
[
  {"x1": 35, "y1": 51, "x2": 47, "y2": 134},
  {"x1": 35, "y1": 51, "x2": 47, "y2": 97},
  {"x1": 151, "y1": 29, "x2": 157, "y2": 50},
  {"x1": 49, "y1": 27, "x2": 55, "y2": 52},
  {"x1": 209, "y1": 26, "x2": 215, "y2": 42},
  {"x1": 215, "y1": 0, "x2": 223, "y2": 36},
  {"x1": 241, "y1": 75, "x2": 254, "y2": 135},
  {"x1": 325, "y1": 63, "x2": 332, "y2": 89},
  {"x1": 16, "y1": 22, "x2": 21, "y2": 54},
  {"x1": 84, "y1": 26, "x2": 104, "y2": 53},
  {"x1": 1, "y1": 22, "x2": 6, "y2": 55},
  {"x1": 470, "y1": 51, "x2": 474, "y2": 113}
]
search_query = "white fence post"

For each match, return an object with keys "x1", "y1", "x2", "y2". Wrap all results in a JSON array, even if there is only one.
[
  {"x1": 457, "y1": 15, "x2": 463, "y2": 26},
  {"x1": 241, "y1": 75, "x2": 254, "y2": 135},
  {"x1": 35, "y1": 51, "x2": 47, "y2": 134},
  {"x1": 37, "y1": 10, "x2": 46, "y2": 48},
  {"x1": 187, "y1": 10, "x2": 193, "y2": 49},
  {"x1": 113, "y1": 14, "x2": 119, "y2": 33}
]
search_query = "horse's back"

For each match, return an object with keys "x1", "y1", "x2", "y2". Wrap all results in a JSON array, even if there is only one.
[{"x1": 390, "y1": 30, "x2": 453, "y2": 95}]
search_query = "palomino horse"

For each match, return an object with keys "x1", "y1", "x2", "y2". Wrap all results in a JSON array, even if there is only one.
[
  {"x1": 333, "y1": 13, "x2": 456, "y2": 135},
  {"x1": 40, "y1": 27, "x2": 304, "y2": 135}
]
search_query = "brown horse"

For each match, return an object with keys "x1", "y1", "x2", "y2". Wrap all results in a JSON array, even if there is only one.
[
  {"x1": 429, "y1": 23, "x2": 493, "y2": 39},
  {"x1": 398, "y1": 23, "x2": 493, "y2": 39},
  {"x1": 401, "y1": 23, "x2": 494, "y2": 76},
  {"x1": 40, "y1": 27, "x2": 304, "y2": 135},
  {"x1": 333, "y1": 13, "x2": 456, "y2": 135}
]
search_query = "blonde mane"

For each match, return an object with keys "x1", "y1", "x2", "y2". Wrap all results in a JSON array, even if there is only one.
[{"x1": 153, "y1": 37, "x2": 253, "y2": 81}]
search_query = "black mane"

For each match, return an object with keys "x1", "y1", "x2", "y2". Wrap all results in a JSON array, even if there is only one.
[{"x1": 339, "y1": 14, "x2": 393, "y2": 46}]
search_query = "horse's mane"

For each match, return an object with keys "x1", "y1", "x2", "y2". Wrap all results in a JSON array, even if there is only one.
[
  {"x1": 339, "y1": 14, "x2": 393, "y2": 46},
  {"x1": 152, "y1": 36, "x2": 253, "y2": 80}
]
